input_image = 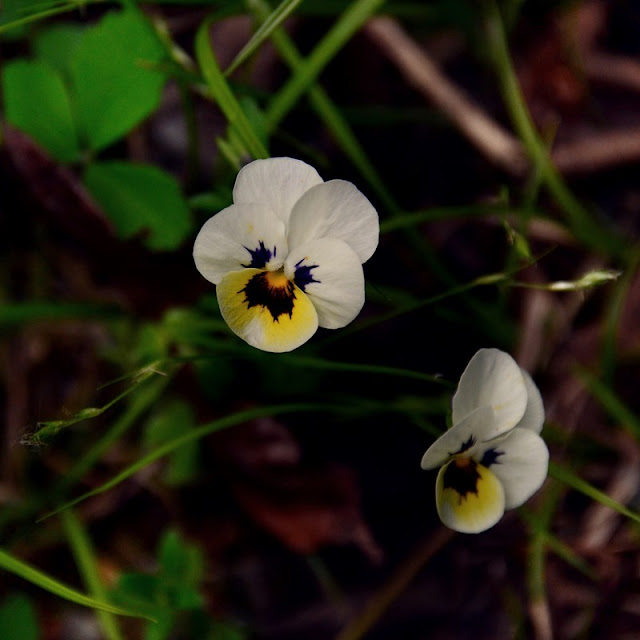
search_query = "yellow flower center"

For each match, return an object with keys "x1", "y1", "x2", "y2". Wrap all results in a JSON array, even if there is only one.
[{"x1": 263, "y1": 268, "x2": 290, "y2": 289}]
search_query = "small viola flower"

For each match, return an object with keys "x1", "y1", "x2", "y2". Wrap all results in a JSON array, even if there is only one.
[
  {"x1": 193, "y1": 157, "x2": 379, "y2": 352},
  {"x1": 421, "y1": 348, "x2": 548, "y2": 534}
]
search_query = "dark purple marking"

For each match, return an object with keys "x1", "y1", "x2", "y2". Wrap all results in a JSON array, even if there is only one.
[
  {"x1": 450, "y1": 435, "x2": 476, "y2": 457},
  {"x1": 242, "y1": 241, "x2": 276, "y2": 269},
  {"x1": 480, "y1": 448, "x2": 504, "y2": 468},
  {"x1": 293, "y1": 258, "x2": 320, "y2": 291},
  {"x1": 442, "y1": 458, "x2": 481, "y2": 500}
]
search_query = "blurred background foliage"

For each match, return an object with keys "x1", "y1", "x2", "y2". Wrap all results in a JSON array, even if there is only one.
[{"x1": 1, "y1": 0, "x2": 640, "y2": 638}]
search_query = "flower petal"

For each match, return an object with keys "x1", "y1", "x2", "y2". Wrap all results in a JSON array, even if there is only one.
[
  {"x1": 284, "y1": 238, "x2": 365, "y2": 329},
  {"x1": 193, "y1": 204, "x2": 287, "y2": 284},
  {"x1": 233, "y1": 157, "x2": 323, "y2": 226},
  {"x1": 451, "y1": 348, "x2": 528, "y2": 437},
  {"x1": 514, "y1": 370, "x2": 545, "y2": 433},
  {"x1": 477, "y1": 427, "x2": 549, "y2": 509},
  {"x1": 436, "y1": 460, "x2": 505, "y2": 533},
  {"x1": 287, "y1": 180, "x2": 379, "y2": 263},
  {"x1": 421, "y1": 405, "x2": 496, "y2": 470},
  {"x1": 216, "y1": 269, "x2": 318, "y2": 352}
]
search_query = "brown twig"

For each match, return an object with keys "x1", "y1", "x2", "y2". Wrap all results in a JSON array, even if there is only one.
[
  {"x1": 365, "y1": 16, "x2": 528, "y2": 176},
  {"x1": 552, "y1": 126, "x2": 640, "y2": 175},
  {"x1": 334, "y1": 528, "x2": 453, "y2": 640}
]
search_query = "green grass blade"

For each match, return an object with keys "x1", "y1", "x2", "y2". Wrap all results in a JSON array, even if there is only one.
[
  {"x1": 39, "y1": 402, "x2": 337, "y2": 521},
  {"x1": 0, "y1": 302, "x2": 122, "y2": 328},
  {"x1": 484, "y1": 0, "x2": 623, "y2": 255},
  {"x1": 249, "y1": 0, "x2": 397, "y2": 213},
  {"x1": 576, "y1": 367, "x2": 640, "y2": 440},
  {"x1": 280, "y1": 354, "x2": 451, "y2": 386},
  {"x1": 549, "y1": 461, "x2": 640, "y2": 525},
  {"x1": 61, "y1": 510, "x2": 124, "y2": 640},
  {"x1": 195, "y1": 18, "x2": 269, "y2": 159},
  {"x1": 0, "y1": 549, "x2": 153, "y2": 621},
  {"x1": 225, "y1": 0, "x2": 302, "y2": 76},
  {"x1": 0, "y1": 1, "x2": 105, "y2": 34},
  {"x1": 265, "y1": 0, "x2": 385, "y2": 129}
]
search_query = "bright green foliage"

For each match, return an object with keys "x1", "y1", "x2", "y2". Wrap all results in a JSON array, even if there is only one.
[
  {"x1": 32, "y1": 23, "x2": 85, "y2": 78},
  {"x1": 112, "y1": 531, "x2": 244, "y2": 640},
  {"x1": 84, "y1": 162, "x2": 192, "y2": 251},
  {"x1": 0, "y1": 594, "x2": 39, "y2": 640},
  {"x1": 70, "y1": 10, "x2": 167, "y2": 152},
  {"x1": 2, "y1": 59, "x2": 80, "y2": 162},
  {"x1": 3, "y1": 11, "x2": 167, "y2": 158},
  {"x1": 2, "y1": 11, "x2": 191, "y2": 251},
  {"x1": 143, "y1": 401, "x2": 200, "y2": 486}
]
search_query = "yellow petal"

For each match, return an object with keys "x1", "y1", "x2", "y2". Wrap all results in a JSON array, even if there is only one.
[
  {"x1": 217, "y1": 268, "x2": 318, "y2": 353},
  {"x1": 435, "y1": 459, "x2": 505, "y2": 533}
]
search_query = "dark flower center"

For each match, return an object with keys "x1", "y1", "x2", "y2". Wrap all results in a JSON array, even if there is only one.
[
  {"x1": 240, "y1": 270, "x2": 296, "y2": 321},
  {"x1": 442, "y1": 457, "x2": 481, "y2": 501}
]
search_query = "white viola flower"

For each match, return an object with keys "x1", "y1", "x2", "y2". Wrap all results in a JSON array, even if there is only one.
[
  {"x1": 193, "y1": 157, "x2": 379, "y2": 352},
  {"x1": 421, "y1": 348, "x2": 548, "y2": 534}
]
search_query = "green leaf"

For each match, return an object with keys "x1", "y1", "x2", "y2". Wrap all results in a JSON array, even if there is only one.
[
  {"x1": 0, "y1": 594, "x2": 39, "y2": 640},
  {"x1": 84, "y1": 162, "x2": 192, "y2": 251},
  {"x1": 210, "y1": 622, "x2": 247, "y2": 640},
  {"x1": 70, "y1": 10, "x2": 167, "y2": 151},
  {"x1": 33, "y1": 23, "x2": 85, "y2": 78},
  {"x1": 2, "y1": 59, "x2": 80, "y2": 162},
  {"x1": 0, "y1": 549, "x2": 153, "y2": 621},
  {"x1": 144, "y1": 402, "x2": 199, "y2": 486},
  {"x1": 159, "y1": 531, "x2": 204, "y2": 591}
]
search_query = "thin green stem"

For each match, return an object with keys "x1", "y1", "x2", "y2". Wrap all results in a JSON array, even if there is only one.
[
  {"x1": 600, "y1": 249, "x2": 640, "y2": 383},
  {"x1": 307, "y1": 555, "x2": 350, "y2": 620},
  {"x1": 39, "y1": 402, "x2": 340, "y2": 521},
  {"x1": 319, "y1": 271, "x2": 510, "y2": 347},
  {"x1": 58, "y1": 373, "x2": 173, "y2": 493},
  {"x1": 249, "y1": 0, "x2": 396, "y2": 213},
  {"x1": 265, "y1": 0, "x2": 385, "y2": 129},
  {"x1": 61, "y1": 510, "x2": 124, "y2": 640},
  {"x1": 484, "y1": 0, "x2": 622, "y2": 255},
  {"x1": 575, "y1": 366, "x2": 640, "y2": 441},
  {"x1": 0, "y1": 0, "x2": 106, "y2": 34}
]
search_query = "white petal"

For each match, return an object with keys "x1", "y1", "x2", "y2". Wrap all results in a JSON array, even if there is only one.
[
  {"x1": 420, "y1": 406, "x2": 496, "y2": 470},
  {"x1": 436, "y1": 460, "x2": 505, "y2": 534},
  {"x1": 193, "y1": 204, "x2": 287, "y2": 284},
  {"x1": 233, "y1": 157, "x2": 323, "y2": 227},
  {"x1": 451, "y1": 348, "x2": 528, "y2": 437},
  {"x1": 476, "y1": 427, "x2": 549, "y2": 509},
  {"x1": 287, "y1": 180, "x2": 379, "y2": 263},
  {"x1": 514, "y1": 370, "x2": 545, "y2": 433},
  {"x1": 284, "y1": 238, "x2": 365, "y2": 329}
]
